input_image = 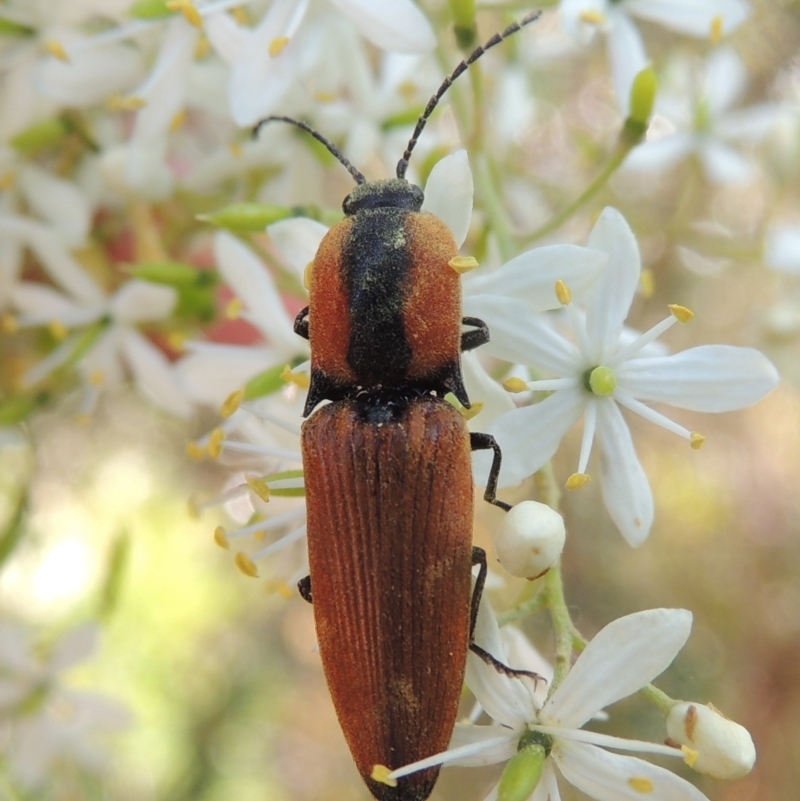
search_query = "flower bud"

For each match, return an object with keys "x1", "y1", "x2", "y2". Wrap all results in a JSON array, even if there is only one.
[
  {"x1": 498, "y1": 743, "x2": 546, "y2": 801},
  {"x1": 199, "y1": 203, "x2": 293, "y2": 232},
  {"x1": 666, "y1": 702, "x2": 756, "y2": 780},
  {"x1": 625, "y1": 66, "x2": 658, "y2": 138},
  {"x1": 494, "y1": 501, "x2": 565, "y2": 580}
]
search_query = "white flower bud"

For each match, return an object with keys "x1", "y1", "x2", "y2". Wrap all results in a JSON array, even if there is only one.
[
  {"x1": 666, "y1": 702, "x2": 756, "y2": 780},
  {"x1": 493, "y1": 501, "x2": 565, "y2": 580}
]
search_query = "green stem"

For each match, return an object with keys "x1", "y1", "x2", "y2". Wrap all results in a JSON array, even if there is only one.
[
  {"x1": 640, "y1": 683, "x2": 675, "y2": 716},
  {"x1": 542, "y1": 562, "x2": 573, "y2": 695}
]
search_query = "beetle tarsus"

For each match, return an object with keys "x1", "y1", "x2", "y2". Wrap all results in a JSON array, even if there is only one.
[
  {"x1": 298, "y1": 575, "x2": 313, "y2": 604},
  {"x1": 470, "y1": 432, "x2": 511, "y2": 511},
  {"x1": 469, "y1": 643, "x2": 545, "y2": 685}
]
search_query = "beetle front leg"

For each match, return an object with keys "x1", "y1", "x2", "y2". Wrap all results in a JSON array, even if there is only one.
[
  {"x1": 470, "y1": 432, "x2": 511, "y2": 512},
  {"x1": 460, "y1": 316, "x2": 489, "y2": 352}
]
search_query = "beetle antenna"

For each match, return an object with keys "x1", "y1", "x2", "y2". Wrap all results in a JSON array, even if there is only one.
[
  {"x1": 253, "y1": 115, "x2": 367, "y2": 185},
  {"x1": 396, "y1": 10, "x2": 543, "y2": 180}
]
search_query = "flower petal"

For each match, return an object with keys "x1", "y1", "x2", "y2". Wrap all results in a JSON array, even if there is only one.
[
  {"x1": 704, "y1": 46, "x2": 748, "y2": 116},
  {"x1": 699, "y1": 139, "x2": 753, "y2": 184},
  {"x1": 268, "y1": 218, "x2": 329, "y2": 280},
  {"x1": 624, "y1": 133, "x2": 695, "y2": 173},
  {"x1": 595, "y1": 399, "x2": 654, "y2": 545},
  {"x1": 606, "y1": 9, "x2": 648, "y2": 113},
  {"x1": 421, "y1": 150, "x2": 473, "y2": 248},
  {"x1": 553, "y1": 740, "x2": 710, "y2": 801},
  {"x1": 626, "y1": 0, "x2": 750, "y2": 39},
  {"x1": 543, "y1": 608, "x2": 692, "y2": 728},
  {"x1": 330, "y1": 0, "x2": 436, "y2": 53},
  {"x1": 465, "y1": 246, "x2": 608, "y2": 310},
  {"x1": 617, "y1": 346, "x2": 779, "y2": 411},
  {"x1": 445, "y1": 724, "x2": 519, "y2": 767},
  {"x1": 584, "y1": 208, "x2": 641, "y2": 362},
  {"x1": 766, "y1": 225, "x2": 800, "y2": 274},
  {"x1": 11, "y1": 283, "x2": 98, "y2": 328},
  {"x1": 462, "y1": 351, "x2": 515, "y2": 430},
  {"x1": 109, "y1": 280, "x2": 177, "y2": 324},
  {"x1": 214, "y1": 232, "x2": 298, "y2": 352},
  {"x1": 486, "y1": 388, "x2": 585, "y2": 487},
  {"x1": 49, "y1": 625, "x2": 98, "y2": 673}
]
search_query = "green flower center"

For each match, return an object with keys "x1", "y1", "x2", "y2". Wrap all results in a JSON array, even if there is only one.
[{"x1": 583, "y1": 365, "x2": 617, "y2": 396}]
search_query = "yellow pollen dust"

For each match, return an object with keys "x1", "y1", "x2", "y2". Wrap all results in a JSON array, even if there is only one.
[
  {"x1": 186, "y1": 441, "x2": 206, "y2": 461},
  {"x1": 168, "y1": 331, "x2": 186, "y2": 352},
  {"x1": 668, "y1": 304, "x2": 694, "y2": 323},
  {"x1": 44, "y1": 40, "x2": 70, "y2": 62},
  {"x1": 460, "y1": 401, "x2": 484, "y2": 421},
  {"x1": 555, "y1": 279, "x2": 572, "y2": 306},
  {"x1": 108, "y1": 94, "x2": 147, "y2": 112},
  {"x1": 503, "y1": 377, "x2": 530, "y2": 394},
  {"x1": 628, "y1": 777, "x2": 654, "y2": 794},
  {"x1": 266, "y1": 580, "x2": 295, "y2": 599},
  {"x1": 448, "y1": 255, "x2": 479, "y2": 275},
  {"x1": 281, "y1": 364, "x2": 310, "y2": 389},
  {"x1": 710, "y1": 15, "x2": 724, "y2": 44},
  {"x1": 398, "y1": 80, "x2": 417, "y2": 101},
  {"x1": 48, "y1": 320, "x2": 68, "y2": 341},
  {"x1": 640, "y1": 268, "x2": 655, "y2": 299},
  {"x1": 89, "y1": 370, "x2": 105, "y2": 386},
  {"x1": 234, "y1": 552, "x2": 259, "y2": 578},
  {"x1": 1, "y1": 314, "x2": 19, "y2": 333},
  {"x1": 269, "y1": 36, "x2": 290, "y2": 57},
  {"x1": 566, "y1": 472, "x2": 591, "y2": 490},
  {"x1": 253, "y1": 529, "x2": 266, "y2": 541},
  {"x1": 166, "y1": 0, "x2": 203, "y2": 28},
  {"x1": 221, "y1": 388, "x2": 245, "y2": 418},
  {"x1": 75, "y1": 413, "x2": 91, "y2": 427},
  {"x1": 246, "y1": 475, "x2": 271, "y2": 503},
  {"x1": 169, "y1": 109, "x2": 187, "y2": 132},
  {"x1": 303, "y1": 260, "x2": 314, "y2": 290},
  {"x1": 225, "y1": 297, "x2": 244, "y2": 320},
  {"x1": 229, "y1": 141, "x2": 244, "y2": 158},
  {"x1": 579, "y1": 10, "x2": 606, "y2": 25},
  {"x1": 0, "y1": 171, "x2": 16, "y2": 190},
  {"x1": 690, "y1": 431, "x2": 706, "y2": 450},
  {"x1": 214, "y1": 526, "x2": 229, "y2": 549},
  {"x1": 313, "y1": 91, "x2": 337, "y2": 103},
  {"x1": 370, "y1": 766, "x2": 398, "y2": 788},
  {"x1": 194, "y1": 36, "x2": 211, "y2": 59},
  {"x1": 208, "y1": 428, "x2": 225, "y2": 460},
  {"x1": 231, "y1": 5, "x2": 248, "y2": 24},
  {"x1": 681, "y1": 745, "x2": 700, "y2": 767}
]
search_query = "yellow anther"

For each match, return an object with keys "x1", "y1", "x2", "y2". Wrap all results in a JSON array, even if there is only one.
[
  {"x1": 253, "y1": 529, "x2": 266, "y2": 541},
  {"x1": 281, "y1": 364, "x2": 310, "y2": 389},
  {"x1": 628, "y1": 777, "x2": 654, "y2": 794},
  {"x1": 690, "y1": 432, "x2": 706, "y2": 450},
  {"x1": 555, "y1": 279, "x2": 572, "y2": 306},
  {"x1": 640, "y1": 268, "x2": 655, "y2": 299},
  {"x1": 246, "y1": 475, "x2": 271, "y2": 503},
  {"x1": 398, "y1": 80, "x2": 417, "y2": 101},
  {"x1": 370, "y1": 766, "x2": 398, "y2": 788},
  {"x1": 44, "y1": 40, "x2": 70, "y2": 62},
  {"x1": 266, "y1": 580, "x2": 294, "y2": 599},
  {"x1": 75, "y1": 413, "x2": 91, "y2": 427},
  {"x1": 229, "y1": 140, "x2": 243, "y2": 158},
  {"x1": 187, "y1": 496, "x2": 200, "y2": 519},
  {"x1": 107, "y1": 95, "x2": 147, "y2": 112},
  {"x1": 234, "y1": 551, "x2": 259, "y2": 578},
  {"x1": 269, "y1": 35, "x2": 290, "y2": 57},
  {"x1": 565, "y1": 473, "x2": 592, "y2": 490},
  {"x1": 169, "y1": 109, "x2": 187, "y2": 132},
  {"x1": 208, "y1": 427, "x2": 225, "y2": 460},
  {"x1": 681, "y1": 745, "x2": 700, "y2": 767},
  {"x1": 1, "y1": 314, "x2": 19, "y2": 333},
  {"x1": 225, "y1": 297, "x2": 244, "y2": 320},
  {"x1": 668, "y1": 304, "x2": 694, "y2": 323},
  {"x1": 303, "y1": 260, "x2": 314, "y2": 290},
  {"x1": 459, "y1": 401, "x2": 484, "y2": 421},
  {"x1": 579, "y1": 10, "x2": 606, "y2": 25},
  {"x1": 313, "y1": 91, "x2": 337, "y2": 103},
  {"x1": 0, "y1": 172, "x2": 16, "y2": 190},
  {"x1": 503, "y1": 377, "x2": 530, "y2": 393},
  {"x1": 89, "y1": 370, "x2": 105, "y2": 386},
  {"x1": 194, "y1": 36, "x2": 211, "y2": 59},
  {"x1": 710, "y1": 15, "x2": 724, "y2": 44},
  {"x1": 221, "y1": 388, "x2": 245, "y2": 418},
  {"x1": 166, "y1": 0, "x2": 203, "y2": 28},
  {"x1": 186, "y1": 441, "x2": 206, "y2": 461},
  {"x1": 48, "y1": 320, "x2": 68, "y2": 341},
  {"x1": 214, "y1": 526, "x2": 229, "y2": 549},
  {"x1": 448, "y1": 255, "x2": 479, "y2": 275},
  {"x1": 231, "y1": 5, "x2": 248, "y2": 24},
  {"x1": 167, "y1": 331, "x2": 186, "y2": 352}
]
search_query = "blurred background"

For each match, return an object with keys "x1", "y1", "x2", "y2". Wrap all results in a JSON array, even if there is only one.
[{"x1": 1, "y1": 0, "x2": 800, "y2": 800}]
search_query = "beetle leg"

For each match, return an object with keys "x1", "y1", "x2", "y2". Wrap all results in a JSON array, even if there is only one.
[
  {"x1": 460, "y1": 316, "x2": 489, "y2": 352},
  {"x1": 469, "y1": 547, "x2": 545, "y2": 684},
  {"x1": 470, "y1": 432, "x2": 511, "y2": 512},
  {"x1": 294, "y1": 306, "x2": 310, "y2": 340},
  {"x1": 298, "y1": 575, "x2": 313, "y2": 604}
]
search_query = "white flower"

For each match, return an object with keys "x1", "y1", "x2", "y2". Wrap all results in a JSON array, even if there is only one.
[
  {"x1": 560, "y1": 0, "x2": 751, "y2": 111},
  {"x1": 765, "y1": 224, "x2": 800, "y2": 275},
  {"x1": 0, "y1": 622, "x2": 130, "y2": 788},
  {"x1": 477, "y1": 207, "x2": 779, "y2": 545},
  {"x1": 626, "y1": 48, "x2": 783, "y2": 184},
  {"x1": 388, "y1": 607, "x2": 709, "y2": 801}
]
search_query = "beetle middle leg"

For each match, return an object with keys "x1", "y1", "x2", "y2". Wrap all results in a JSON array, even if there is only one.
[
  {"x1": 469, "y1": 547, "x2": 544, "y2": 683},
  {"x1": 460, "y1": 316, "x2": 489, "y2": 352},
  {"x1": 470, "y1": 432, "x2": 511, "y2": 512}
]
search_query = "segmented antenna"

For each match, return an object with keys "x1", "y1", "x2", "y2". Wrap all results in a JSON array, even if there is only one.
[
  {"x1": 396, "y1": 10, "x2": 543, "y2": 180},
  {"x1": 253, "y1": 115, "x2": 367, "y2": 185}
]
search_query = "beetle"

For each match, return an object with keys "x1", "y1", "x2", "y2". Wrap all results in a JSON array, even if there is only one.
[{"x1": 254, "y1": 12, "x2": 542, "y2": 801}]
